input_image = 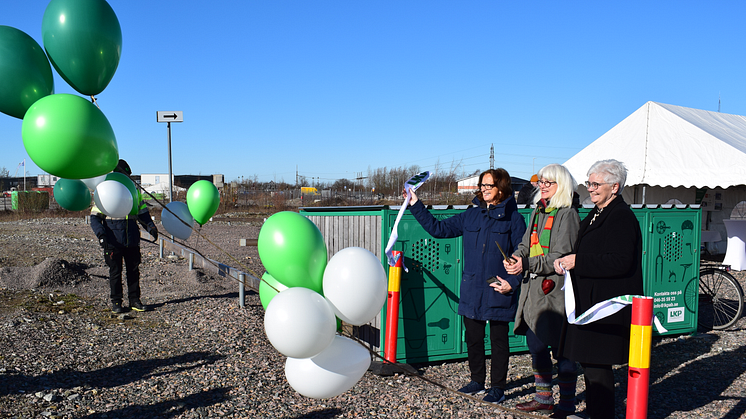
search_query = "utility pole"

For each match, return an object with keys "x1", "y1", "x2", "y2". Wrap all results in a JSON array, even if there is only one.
[{"x1": 490, "y1": 144, "x2": 494, "y2": 169}]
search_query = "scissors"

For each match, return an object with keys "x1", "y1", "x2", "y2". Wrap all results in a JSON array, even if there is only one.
[{"x1": 495, "y1": 240, "x2": 516, "y2": 264}]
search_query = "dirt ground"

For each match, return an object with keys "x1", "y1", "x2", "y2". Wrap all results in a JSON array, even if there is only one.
[{"x1": 0, "y1": 212, "x2": 266, "y2": 307}]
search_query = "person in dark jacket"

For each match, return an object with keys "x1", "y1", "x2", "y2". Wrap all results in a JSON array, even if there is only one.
[
  {"x1": 516, "y1": 174, "x2": 539, "y2": 205},
  {"x1": 90, "y1": 159, "x2": 158, "y2": 314},
  {"x1": 506, "y1": 164, "x2": 580, "y2": 418},
  {"x1": 554, "y1": 159, "x2": 643, "y2": 419},
  {"x1": 407, "y1": 168, "x2": 526, "y2": 404}
]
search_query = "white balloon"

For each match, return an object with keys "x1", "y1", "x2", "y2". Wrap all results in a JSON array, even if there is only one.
[
  {"x1": 322, "y1": 247, "x2": 388, "y2": 325},
  {"x1": 264, "y1": 287, "x2": 336, "y2": 359},
  {"x1": 81, "y1": 174, "x2": 107, "y2": 191},
  {"x1": 285, "y1": 335, "x2": 371, "y2": 399},
  {"x1": 161, "y1": 201, "x2": 194, "y2": 240},
  {"x1": 93, "y1": 180, "x2": 134, "y2": 218}
]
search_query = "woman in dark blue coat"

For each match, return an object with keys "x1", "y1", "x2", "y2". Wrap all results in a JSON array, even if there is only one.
[{"x1": 408, "y1": 168, "x2": 526, "y2": 404}]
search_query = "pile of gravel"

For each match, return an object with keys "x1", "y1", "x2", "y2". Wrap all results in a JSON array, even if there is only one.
[{"x1": 0, "y1": 258, "x2": 91, "y2": 290}]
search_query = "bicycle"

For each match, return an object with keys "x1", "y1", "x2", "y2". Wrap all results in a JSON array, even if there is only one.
[{"x1": 696, "y1": 262, "x2": 744, "y2": 330}]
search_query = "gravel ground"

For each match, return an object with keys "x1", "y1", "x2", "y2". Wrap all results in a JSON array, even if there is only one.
[{"x1": 1, "y1": 215, "x2": 745, "y2": 419}]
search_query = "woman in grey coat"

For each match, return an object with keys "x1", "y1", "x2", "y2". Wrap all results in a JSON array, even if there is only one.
[{"x1": 502, "y1": 164, "x2": 580, "y2": 417}]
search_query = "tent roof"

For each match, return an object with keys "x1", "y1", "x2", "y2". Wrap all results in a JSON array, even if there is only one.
[{"x1": 563, "y1": 101, "x2": 746, "y2": 189}]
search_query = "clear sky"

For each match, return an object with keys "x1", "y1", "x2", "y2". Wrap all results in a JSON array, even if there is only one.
[{"x1": 2, "y1": 1, "x2": 746, "y2": 185}]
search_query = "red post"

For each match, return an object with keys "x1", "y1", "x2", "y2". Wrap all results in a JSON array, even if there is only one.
[
  {"x1": 627, "y1": 296, "x2": 654, "y2": 419},
  {"x1": 384, "y1": 251, "x2": 403, "y2": 363}
]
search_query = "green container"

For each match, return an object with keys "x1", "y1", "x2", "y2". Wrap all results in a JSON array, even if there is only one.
[{"x1": 302, "y1": 203, "x2": 701, "y2": 364}]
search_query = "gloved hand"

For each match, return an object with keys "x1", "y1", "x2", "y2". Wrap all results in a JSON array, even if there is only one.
[
  {"x1": 97, "y1": 235, "x2": 107, "y2": 249},
  {"x1": 148, "y1": 226, "x2": 158, "y2": 241}
]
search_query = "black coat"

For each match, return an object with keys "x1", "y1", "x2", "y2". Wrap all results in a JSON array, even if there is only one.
[
  {"x1": 560, "y1": 196, "x2": 643, "y2": 365},
  {"x1": 91, "y1": 209, "x2": 155, "y2": 250}
]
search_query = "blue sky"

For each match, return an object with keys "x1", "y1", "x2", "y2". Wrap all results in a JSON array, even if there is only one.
[{"x1": 2, "y1": 1, "x2": 745, "y2": 185}]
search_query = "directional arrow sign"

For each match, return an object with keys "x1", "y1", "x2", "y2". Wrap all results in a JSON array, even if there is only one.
[{"x1": 156, "y1": 111, "x2": 183, "y2": 123}]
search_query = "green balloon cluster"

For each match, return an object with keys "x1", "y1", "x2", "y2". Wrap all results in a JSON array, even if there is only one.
[
  {"x1": 42, "y1": 0, "x2": 122, "y2": 96},
  {"x1": 187, "y1": 180, "x2": 221, "y2": 226},
  {"x1": 0, "y1": 26, "x2": 54, "y2": 119},
  {"x1": 1, "y1": 0, "x2": 124, "y2": 182},
  {"x1": 22, "y1": 94, "x2": 119, "y2": 179},
  {"x1": 257, "y1": 211, "x2": 328, "y2": 295}
]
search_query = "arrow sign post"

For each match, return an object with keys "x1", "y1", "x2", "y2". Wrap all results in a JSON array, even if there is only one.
[{"x1": 156, "y1": 111, "x2": 184, "y2": 202}]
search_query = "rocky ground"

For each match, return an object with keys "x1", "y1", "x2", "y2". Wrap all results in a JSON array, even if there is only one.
[{"x1": 0, "y1": 213, "x2": 745, "y2": 418}]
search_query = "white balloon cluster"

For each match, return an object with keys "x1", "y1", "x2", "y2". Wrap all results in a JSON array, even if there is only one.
[{"x1": 263, "y1": 246, "x2": 388, "y2": 399}]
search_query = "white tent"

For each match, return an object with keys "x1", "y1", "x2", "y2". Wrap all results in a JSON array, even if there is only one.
[
  {"x1": 564, "y1": 101, "x2": 746, "y2": 189},
  {"x1": 563, "y1": 101, "x2": 746, "y2": 254}
]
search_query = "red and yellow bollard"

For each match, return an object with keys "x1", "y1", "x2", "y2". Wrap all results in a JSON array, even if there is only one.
[
  {"x1": 384, "y1": 251, "x2": 403, "y2": 363},
  {"x1": 627, "y1": 296, "x2": 654, "y2": 419}
]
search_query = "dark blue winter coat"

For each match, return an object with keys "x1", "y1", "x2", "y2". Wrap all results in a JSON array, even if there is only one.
[{"x1": 409, "y1": 195, "x2": 526, "y2": 322}]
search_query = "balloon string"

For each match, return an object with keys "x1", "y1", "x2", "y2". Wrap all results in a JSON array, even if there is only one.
[
  {"x1": 340, "y1": 330, "x2": 543, "y2": 418},
  {"x1": 134, "y1": 183, "x2": 275, "y2": 292},
  {"x1": 89, "y1": 95, "x2": 100, "y2": 109}
]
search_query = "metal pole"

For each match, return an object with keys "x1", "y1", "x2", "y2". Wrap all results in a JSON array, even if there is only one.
[
  {"x1": 384, "y1": 250, "x2": 403, "y2": 363},
  {"x1": 167, "y1": 122, "x2": 173, "y2": 203},
  {"x1": 239, "y1": 273, "x2": 246, "y2": 308},
  {"x1": 627, "y1": 296, "x2": 653, "y2": 419},
  {"x1": 188, "y1": 252, "x2": 194, "y2": 271}
]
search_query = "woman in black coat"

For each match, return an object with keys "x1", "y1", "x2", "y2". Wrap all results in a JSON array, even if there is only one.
[{"x1": 554, "y1": 159, "x2": 643, "y2": 419}]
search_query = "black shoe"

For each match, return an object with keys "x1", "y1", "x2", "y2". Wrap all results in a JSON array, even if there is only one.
[
  {"x1": 483, "y1": 387, "x2": 506, "y2": 404},
  {"x1": 111, "y1": 302, "x2": 128, "y2": 314},
  {"x1": 130, "y1": 300, "x2": 149, "y2": 312},
  {"x1": 457, "y1": 381, "x2": 486, "y2": 395}
]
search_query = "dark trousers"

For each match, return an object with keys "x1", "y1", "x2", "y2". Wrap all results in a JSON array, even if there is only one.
[
  {"x1": 105, "y1": 246, "x2": 142, "y2": 304},
  {"x1": 526, "y1": 328, "x2": 576, "y2": 375},
  {"x1": 581, "y1": 363, "x2": 615, "y2": 419},
  {"x1": 463, "y1": 317, "x2": 509, "y2": 389}
]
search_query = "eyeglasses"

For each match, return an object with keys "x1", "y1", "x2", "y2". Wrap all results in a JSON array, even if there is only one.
[
  {"x1": 537, "y1": 180, "x2": 557, "y2": 188},
  {"x1": 584, "y1": 181, "x2": 612, "y2": 190},
  {"x1": 478, "y1": 183, "x2": 496, "y2": 189}
]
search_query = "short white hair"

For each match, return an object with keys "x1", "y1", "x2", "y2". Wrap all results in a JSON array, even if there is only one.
[{"x1": 587, "y1": 159, "x2": 627, "y2": 195}]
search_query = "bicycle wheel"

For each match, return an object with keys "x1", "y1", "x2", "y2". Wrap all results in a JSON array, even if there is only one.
[{"x1": 698, "y1": 268, "x2": 745, "y2": 330}]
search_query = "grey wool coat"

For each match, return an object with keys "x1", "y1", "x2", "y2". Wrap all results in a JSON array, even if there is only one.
[{"x1": 512, "y1": 206, "x2": 580, "y2": 348}]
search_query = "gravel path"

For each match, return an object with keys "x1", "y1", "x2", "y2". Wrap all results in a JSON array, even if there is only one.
[{"x1": 1, "y1": 216, "x2": 745, "y2": 419}]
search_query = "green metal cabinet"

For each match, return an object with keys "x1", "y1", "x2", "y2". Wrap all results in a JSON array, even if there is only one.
[{"x1": 382, "y1": 208, "x2": 528, "y2": 363}]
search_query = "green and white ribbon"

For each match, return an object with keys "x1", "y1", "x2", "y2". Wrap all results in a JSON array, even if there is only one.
[
  {"x1": 562, "y1": 269, "x2": 667, "y2": 333},
  {"x1": 384, "y1": 171, "x2": 430, "y2": 269}
]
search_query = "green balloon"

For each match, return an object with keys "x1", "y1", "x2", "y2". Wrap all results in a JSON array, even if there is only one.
[
  {"x1": 105, "y1": 172, "x2": 138, "y2": 215},
  {"x1": 187, "y1": 180, "x2": 220, "y2": 225},
  {"x1": 0, "y1": 26, "x2": 55, "y2": 119},
  {"x1": 42, "y1": 0, "x2": 122, "y2": 96},
  {"x1": 22, "y1": 94, "x2": 118, "y2": 179},
  {"x1": 259, "y1": 272, "x2": 288, "y2": 310},
  {"x1": 53, "y1": 178, "x2": 91, "y2": 211},
  {"x1": 257, "y1": 211, "x2": 328, "y2": 294}
]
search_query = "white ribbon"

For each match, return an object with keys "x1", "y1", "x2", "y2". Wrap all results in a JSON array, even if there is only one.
[
  {"x1": 384, "y1": 171, "x2": 431, "y2": 270},
  {"x1": 562, "y1": 268, "x2": 667, "y2": 333}
]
